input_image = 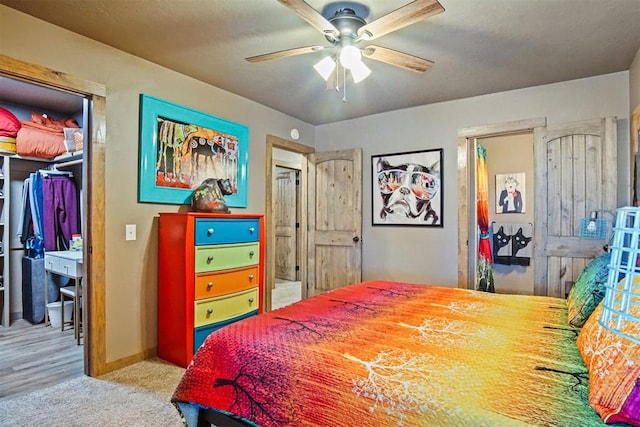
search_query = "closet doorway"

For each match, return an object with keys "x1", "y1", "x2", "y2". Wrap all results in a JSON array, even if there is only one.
[
  {"x1": 0, "y1": 54, "x2": 107, "y2": 379},
  {"x1": 457, "y1": 117, "x2": 618, "y2": 297},
  {"x1": 477, "y1": 132, "x2": 535, "y2": 295},
  {"x1": 457, "y1": 118, "x2": 544, "y2": 294}
]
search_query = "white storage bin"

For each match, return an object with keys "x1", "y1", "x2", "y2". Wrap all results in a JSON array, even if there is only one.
[{"x1": 47, "y1": 301, "x2": 73, "y2": 328}]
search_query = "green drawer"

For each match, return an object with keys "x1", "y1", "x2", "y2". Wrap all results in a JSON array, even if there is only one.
[{"x1": 195, "y1": 242, "x2": 260, "y2": 273}]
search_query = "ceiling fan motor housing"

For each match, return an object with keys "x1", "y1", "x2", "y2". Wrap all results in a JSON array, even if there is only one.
[{"x1": 326, "y1": 8, "x2": 366, "y2": 43}]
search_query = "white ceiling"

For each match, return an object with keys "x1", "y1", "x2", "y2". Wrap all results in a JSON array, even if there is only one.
[{"x1": 2, "y1": 0, "x2": 639, "y2": 125}]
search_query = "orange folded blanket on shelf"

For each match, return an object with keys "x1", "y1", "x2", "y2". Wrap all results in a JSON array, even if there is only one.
[{"x1": 16, "y1": 112, "x2": 80, "y2": 159}]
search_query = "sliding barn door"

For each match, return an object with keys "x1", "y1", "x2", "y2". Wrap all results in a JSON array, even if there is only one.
[
  {"x1": 533, "y1": 117, "x2": 617, "y2": 297},
  {"x1": 308, "y1": 149, "x2": 362, "y2": 297}
]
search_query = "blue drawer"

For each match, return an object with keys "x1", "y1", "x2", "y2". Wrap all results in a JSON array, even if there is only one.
[
  {"x1": 193, "y1": 310, "x2": 258, "y2": 352},
  {"x1": 194, "y1": 218, "x2": 260, "y2": 245}
]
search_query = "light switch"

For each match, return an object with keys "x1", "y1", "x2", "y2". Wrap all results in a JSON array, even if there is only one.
[{"x1": 125, "y1": 224, "x2": 136, "y2": 241}]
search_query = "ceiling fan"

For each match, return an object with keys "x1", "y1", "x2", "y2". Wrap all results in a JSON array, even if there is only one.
[{"x1": 246, "y1": 0, "x2": 445, "y2": 90}]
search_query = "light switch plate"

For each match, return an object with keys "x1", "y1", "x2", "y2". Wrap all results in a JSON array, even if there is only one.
[{"x1": 125, "y1": 224, "x2": 136, "y2": 241}]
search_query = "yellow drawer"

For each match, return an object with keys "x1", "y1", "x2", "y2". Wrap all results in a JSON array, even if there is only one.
[{"x1": 194, "y1": 287, "x2": 259, "y2": 327}]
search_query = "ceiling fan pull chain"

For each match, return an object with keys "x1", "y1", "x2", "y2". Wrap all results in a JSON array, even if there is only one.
[
  {"x1": 335, "y1": 56, "x2": 340, "y2": 92},
  {"x1": 342, "y1": 66, "x2": 347, "y2": 103}
]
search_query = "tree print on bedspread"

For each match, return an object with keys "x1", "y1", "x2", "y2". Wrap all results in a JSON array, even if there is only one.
[{"x1": 173, "y1": 281, "x2": 608, "y2": 427}]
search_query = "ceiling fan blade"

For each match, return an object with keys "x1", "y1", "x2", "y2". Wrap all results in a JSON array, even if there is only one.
[
  {"x1": 246, "y1": 46, "x2": 325, "y2": 63},
  {"x1": 362, "y1": 45, "x2": 433, "y2": 73},
  {"x1": 357, "y1": 0, "x2": 444, "y2": 41},
  {"x1": 277, "y1": 0, "x2": 339, "y2": 38}
]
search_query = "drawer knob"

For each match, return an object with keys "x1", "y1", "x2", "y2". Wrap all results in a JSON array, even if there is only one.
[
  {"x1": 207, "y1": 256, "x2": 214, "y2": 263},
  {"x1": 249, "y1": 251, "x2": 255, "y2": 257},
  {"x1": 207, "y1": 228, "x2": 214, "y2": 235},
  {"x1": 248, "y1": 227, "x2": 255, "y2": 233},
  {"x1": 206, "y1": 308, "x2": 213, "y2": 315},
  {"x1": 207, "y1": 282, "x2": 213, "y2": 289},
  {"x1": 248, "y1": 274, "x2": 254, "y2": 280},
  {"x1": 248, "y1": 297, "x2": 255, "y2": 304}
]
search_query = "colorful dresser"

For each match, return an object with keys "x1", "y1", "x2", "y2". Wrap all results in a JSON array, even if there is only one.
[{"x1": 158, "y1": 212, "x2": 264, "y2": 367}]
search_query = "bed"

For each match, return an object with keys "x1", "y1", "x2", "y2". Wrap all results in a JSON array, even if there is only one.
[{"x1": 171, "y1": 279, "x2": 639, "y2": 426}]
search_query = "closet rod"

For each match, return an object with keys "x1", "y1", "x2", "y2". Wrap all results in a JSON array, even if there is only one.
[{"x1": 55, "y1": 158, "x2": 83, "y2": 169}]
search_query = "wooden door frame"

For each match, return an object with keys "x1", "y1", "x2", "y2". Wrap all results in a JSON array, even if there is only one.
[
  {"x1": 0, "y1": 54, "x2": 107, "y2": 376},
  {"x1": 457, "y1": 117, "x2": 546, "y2": 291},
  {"x1": 265, "y1": 135, "x2": 314, "y2": 311}
]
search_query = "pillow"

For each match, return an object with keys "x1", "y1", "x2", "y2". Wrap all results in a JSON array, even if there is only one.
[
  {"x1": 577, "y1": 302, "x2": 640, "y2": 426},
  {"x1": 567, "y1": 252, "x2": 610, "y2": 327},
  {"x1": 0, "y1": 106, "x2": 20, "y2": 137}
]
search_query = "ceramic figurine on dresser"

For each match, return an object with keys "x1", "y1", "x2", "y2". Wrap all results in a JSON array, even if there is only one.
[
  {"x1": 191, "y1": 178, "x2": 233, "y2": 213},
  {"x1": 157, "y1": 212, "x2": 264, "y2": 367}
]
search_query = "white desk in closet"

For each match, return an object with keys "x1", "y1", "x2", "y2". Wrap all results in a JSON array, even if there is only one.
[{"x1": 44, "y1": 251, "x2": 84, "y2": 339}]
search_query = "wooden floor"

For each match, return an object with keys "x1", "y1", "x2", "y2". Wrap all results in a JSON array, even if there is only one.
[{"x1": 0, "y1": 319, "x2": 84, "y2": 401}]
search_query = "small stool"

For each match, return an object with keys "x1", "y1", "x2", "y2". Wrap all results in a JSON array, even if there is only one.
[{"x1": 60, "y1": 281, "x2": 82, "y2": 345}]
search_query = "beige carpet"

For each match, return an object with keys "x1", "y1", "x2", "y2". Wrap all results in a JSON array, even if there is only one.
[{"x1": 0, "y1": 358, "x2": 185, "y2": 426}]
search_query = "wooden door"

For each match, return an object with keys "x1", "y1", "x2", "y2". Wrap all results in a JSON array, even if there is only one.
[
  {"x1": 533, "y1": 117, "x2": 617, "y2": 297},
  {"x1": 274, "y1": 167, "x2": 297, "y2": 281},
  {"x1": 308, "y1": 148, "x2": 362, "y2": 296}
]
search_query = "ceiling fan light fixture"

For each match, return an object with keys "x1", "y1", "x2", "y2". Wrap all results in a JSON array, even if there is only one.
[
  {"x1": 339, "y1": 45, "x2": 361, "y2": 70},
  {"x1": 350, "y1": 59, "x2": 371, "y2": 83},
  {"x1": 313, "y1": 56, "x2": 336, "y2": 81}
]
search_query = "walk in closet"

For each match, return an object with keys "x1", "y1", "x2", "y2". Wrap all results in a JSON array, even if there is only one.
[
  {"x1": 0, "y1": 75, "x2": 86, "y2": 331},
  {"x1": 0, "y1": 55, "x2": 107, "y2": 380},
  {"x1": 0, "y1": 69, "x2": 95, "y2": 397}
]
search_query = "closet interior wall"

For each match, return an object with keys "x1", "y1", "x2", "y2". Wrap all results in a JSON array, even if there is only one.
[
  {"x1": 480, "y1": 132, "x2": 535, "y2": 295},
  {"x1": 0, "y1": 77, "x2": 85, "y2": 325}
]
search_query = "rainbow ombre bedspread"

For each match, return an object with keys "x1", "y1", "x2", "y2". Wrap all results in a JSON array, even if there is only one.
[{"x1": 172, "y1": 281, "x2": 607, "y2": 426}]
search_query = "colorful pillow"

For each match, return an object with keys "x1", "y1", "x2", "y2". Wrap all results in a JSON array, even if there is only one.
[
  {"x1": 567, "y1": 252, "x2": 610, "y2": 327},
  {"x1": 577, "y1": 302, "x2": 640, "y2": 426}
]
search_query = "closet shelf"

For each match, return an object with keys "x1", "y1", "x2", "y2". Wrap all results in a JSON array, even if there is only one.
[
  {"x1": 10, "y1": 150, "x2": 83, "y2": 164},
  {"x1": 53, "y1": 151, "x2": 83, "y2": 163}
]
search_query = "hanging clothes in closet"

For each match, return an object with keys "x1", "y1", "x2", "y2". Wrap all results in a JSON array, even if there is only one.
[
  {"x1": 42, "y1": 173, "x2": 78, "y2": 251},
  {"x1": 18, "y1": 170, "x2": 79, "y2": 253}
]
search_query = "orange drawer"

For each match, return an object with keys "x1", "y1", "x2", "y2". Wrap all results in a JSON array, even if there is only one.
[{"x1": 195, "y1": 265, "x2": 259, "y2": 300}]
